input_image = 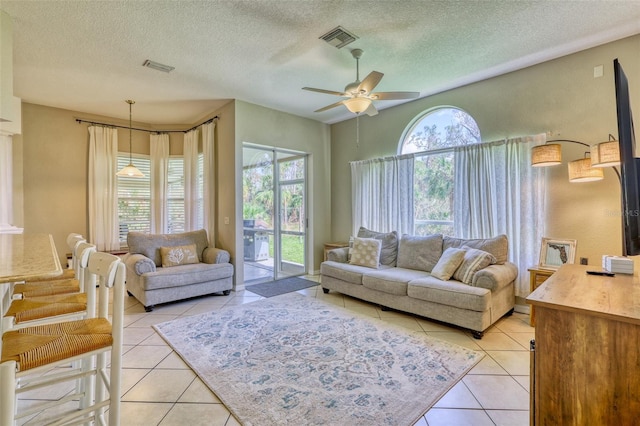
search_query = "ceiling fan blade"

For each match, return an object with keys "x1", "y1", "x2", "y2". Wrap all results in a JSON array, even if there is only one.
[
  {"x1": 357, "y1": 71, "x2": 384, "y2": 94},
  {"x1": 314, "y1": 100, "x2": 346, "y2": 113},
  {"x1": 364, "y1": 103, "x2": 378, "y2": 117},
  {"x1": 370, "y1": 91, "x2": 420, "y2": 100},
  {"x1": 303, "y1": 87, "x2": 346, "y2": 97}
]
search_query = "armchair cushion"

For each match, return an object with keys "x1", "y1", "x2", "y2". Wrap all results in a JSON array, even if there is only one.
[{"x1": 127, "y1": 229, "x2": 209, "y2": 266}]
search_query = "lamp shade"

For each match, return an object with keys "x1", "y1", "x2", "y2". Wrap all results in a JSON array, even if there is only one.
[
  {"x1": 531, "y1": 144, "x2": 561, "y2": 167},
  {"x1": 344, "y1": 97, "x2": 372, "y2": 114},
  {"x1": 590, "y1": 140, "x2": 620, "y2": 168},
  {"x1": 116, "y1": 99, "x2": 145, "y2": 178},
  {"x1": 568, "y1": 157, "x2": 604, "y2": 182},
  {"x1": 116, "y1": 163, "x2": 145, "y2": 178}
]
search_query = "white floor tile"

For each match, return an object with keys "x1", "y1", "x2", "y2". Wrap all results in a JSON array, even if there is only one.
[{"x1": 17, "y1": 287, "x2": 532, "y2": 424}]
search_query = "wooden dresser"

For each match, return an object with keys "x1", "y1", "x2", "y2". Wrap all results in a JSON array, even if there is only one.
[{"x1": 527, "y1": 264, "x2": 640, "y2": 425}]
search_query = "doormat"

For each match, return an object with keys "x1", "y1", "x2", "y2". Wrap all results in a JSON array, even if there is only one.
[{"x1": 246, "y1": 276, "x2": 318, "y2": 298}]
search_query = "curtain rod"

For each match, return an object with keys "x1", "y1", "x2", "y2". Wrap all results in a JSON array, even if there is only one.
[{"x1": 75, "y1": 115, "x2": 219, "y2": 134}]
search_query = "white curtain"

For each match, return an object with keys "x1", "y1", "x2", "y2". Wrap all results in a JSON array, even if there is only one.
[
  {"x1": 202, "y1": 121, "x2": 216, "y2": 244},
  {"x1": 350, "y1": 154, "x2": 414, "y2": 236},
  {"x1": 88, "y1": 126, "x2": 120, "y2": 251},
  {"x1": 183, "y1": 128, "x2": 199, "y2": 231},
  {"x1": 150, "y1": 133, "x2": 169, "y2": 234},
  {"x1": 453, "y1": 134, "x2": 546, "y2": 296}
]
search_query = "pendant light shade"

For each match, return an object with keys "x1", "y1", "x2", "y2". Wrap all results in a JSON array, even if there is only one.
[
  {"x1": 116, "y1": 100, "x2": 145, "y2": 178},
  {"x1": 531, "y1": 143, "x2": 562, "y2": 167}
]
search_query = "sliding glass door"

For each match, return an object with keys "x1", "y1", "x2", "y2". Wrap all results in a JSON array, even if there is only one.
[{"x1": 243, "y1": 145, "x2": 307, "y2": 284}]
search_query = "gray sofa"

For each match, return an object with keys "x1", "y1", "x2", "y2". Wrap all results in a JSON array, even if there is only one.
[
  {"x1": 123, "y1": 229, "x2": 234, "y2": 312},
  {"x1": 320, "y1": 229, "x2": 517, "y2": 338}
]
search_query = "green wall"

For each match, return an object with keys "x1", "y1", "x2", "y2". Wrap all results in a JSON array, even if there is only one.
[{"x1": 329, "y1": 35, "x2": 640, "y2": 272}]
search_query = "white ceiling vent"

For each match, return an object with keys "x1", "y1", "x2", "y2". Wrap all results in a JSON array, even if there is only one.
[
  {"x1": 142, "y1": 60, "x2": 175, "y2": 73},
  {"x1": 319, "y1": 26, "x2": 358, "y2": 49}
]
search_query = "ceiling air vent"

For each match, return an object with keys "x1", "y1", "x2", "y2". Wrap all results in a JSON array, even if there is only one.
[
  {"x1": 319, "y1": 26, "x2": 358, "y2": 49},
  {"x1": 142, "y1": 60, "x2": 175, "y2": 73}
]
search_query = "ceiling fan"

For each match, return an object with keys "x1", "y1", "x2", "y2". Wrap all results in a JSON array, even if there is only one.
[{"x1": 303, "y1": 48, "x2": 420, "y2": 116}]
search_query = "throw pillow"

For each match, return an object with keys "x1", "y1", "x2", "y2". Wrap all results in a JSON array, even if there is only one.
[
  {"x1": 396, "y1": 234, "x2": 443, "y2": 272},
  {"x1": 357, "y1": 227, "x2": 399, "y2": 266},
  {"x1": 431, "y1": 247, "x2": 466, "y2": 280},
  {"x1": 453, "y1": 246, "x2": 497, "y2": 284},
  {"x1": 443, "y1": 234, "x2": 508, "y2": 264},
  {"x1": 349, "y1": 237, "x2": 382, "y2": 269},
  {"x1": 160, "y1": 244, "x2": 199, "y2": 268}
]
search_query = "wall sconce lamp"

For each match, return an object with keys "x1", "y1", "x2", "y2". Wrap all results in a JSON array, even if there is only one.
[{"x1": 531, "y1": 136, "x2": 620, "y2": 183}]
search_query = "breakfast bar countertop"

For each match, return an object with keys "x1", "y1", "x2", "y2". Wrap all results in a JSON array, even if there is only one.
[{"x1": 0, "y1": 233, "x2": 63, "y2": 283}]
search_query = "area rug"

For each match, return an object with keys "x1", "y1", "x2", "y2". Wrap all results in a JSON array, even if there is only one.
[
  {"x1": 246, "y1": 276, "x2": 318, "y2": 298},
  {"x1": 153, "y1": 293, "x2": 484, "y2": 426}
]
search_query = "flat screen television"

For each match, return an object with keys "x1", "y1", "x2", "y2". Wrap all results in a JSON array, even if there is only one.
[{"x1": 614, "y1": 58, "x2": 640, "y2": 256}]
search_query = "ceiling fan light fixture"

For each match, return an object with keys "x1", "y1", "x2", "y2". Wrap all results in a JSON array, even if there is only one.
[{"x1": 344, "y1": 97, "x2": 372, "y2": 114}]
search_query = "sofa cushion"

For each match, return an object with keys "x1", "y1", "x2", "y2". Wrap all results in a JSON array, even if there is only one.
[
  {"x1": 160, "y1": 244, "x2": 199, "y2": 268},
  {"x1": 453, "y1": 247, "x2": 496, "y2": 284},
  {"x1": 357, "y1": 227, "x2": 399, "y2": 266},
  {"x1": 349, "y1": 237, "x2": 382, "y2": 268},
  {"x1": 141, "y1": 262, "x2": 234, "y2": 291},
  {"x1": 128, "y1": 229, "x2": 209, "y2": 266},
  {"x1": 396, "y1": 234, "x2": 443, "y2": 272},
  {"x1": 443, "y1": 234, "x2": 508, "y2": 264},
  {"x1": 362, "y1": 267, "x2": 431, "y2": 296},
  {"x1": 321, "y1": 261, "x2": 392, "y2": 285},
  {"x1": 431, "y1": 247, "x2": 466, "y2": 280},
  {"x1": 408, "y1": 276, "x2": 491, "y2": 312}
]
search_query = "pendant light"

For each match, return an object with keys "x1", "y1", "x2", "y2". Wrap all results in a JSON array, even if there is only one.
[{"x1": 116, "y1": 100, "x2": 145, "y2": 178}]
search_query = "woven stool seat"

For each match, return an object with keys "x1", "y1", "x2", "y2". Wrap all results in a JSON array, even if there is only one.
[
  {"x1": 13, "y1": 278, "x2": 80, "y2": 298},
  {"x1": 4, "y1": 293, "x2": 87, "y2": 324},
  {"x1": 24, "y1": 268, "x2": 76, "y2": 282},
  {"x1": 1, "y1": 318, "x2": 113, "y2": 372}
]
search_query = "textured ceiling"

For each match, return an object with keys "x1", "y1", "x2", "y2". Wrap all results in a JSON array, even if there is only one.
[{"x1": 2, "y1": 1, "x2": 639, "y2": 125}]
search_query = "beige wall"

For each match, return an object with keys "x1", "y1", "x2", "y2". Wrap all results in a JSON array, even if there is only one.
[
  {"x1": 13, "y1": 102, "x2": 232, "y2": 262},
  {"x1": 330, "y1": 35, "x2": 640, "y2": 276},
  {"x1": 12, "y1": 98, "x2": 330, "y2": 289}
]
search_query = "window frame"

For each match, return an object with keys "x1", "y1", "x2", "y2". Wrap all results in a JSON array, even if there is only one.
[
  {"x1": 398, "y1": 106, "x2": 481, "y2": 236},
  {"x1": 116, "y1": 154, "x2": 151, "y2": 246}
]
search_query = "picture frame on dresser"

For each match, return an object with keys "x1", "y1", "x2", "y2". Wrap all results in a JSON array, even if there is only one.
[{"x1": 539, "y1": 237, "x2": 577, "y2": 270}]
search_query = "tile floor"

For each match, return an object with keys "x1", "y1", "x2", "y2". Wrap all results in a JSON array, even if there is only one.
[{"x1": 18, "y1": 275, "x2": 533, "y2": 426}]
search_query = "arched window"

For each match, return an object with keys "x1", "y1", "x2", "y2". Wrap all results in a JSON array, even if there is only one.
[{"x1": 399, "y1": 107, "x2": 481, "y2": 236}]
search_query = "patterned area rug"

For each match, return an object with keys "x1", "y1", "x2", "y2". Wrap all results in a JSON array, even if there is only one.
[
  {"x1": 246, "y1": 276, "x2": 318, "y2": 298},
  {"x1": 153, "y1": 293, "x2": 483, "y2": 426}
]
